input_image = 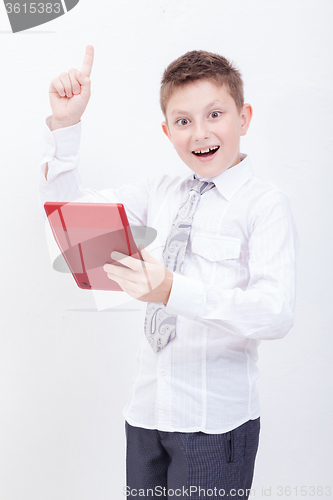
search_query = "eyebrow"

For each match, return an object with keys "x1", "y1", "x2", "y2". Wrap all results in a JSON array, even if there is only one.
[{"x1": 170, "y1": 100, "x2": 225, "y2": 116}]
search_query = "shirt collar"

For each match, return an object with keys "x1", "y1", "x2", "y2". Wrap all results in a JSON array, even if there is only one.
[{"x1": 179, "y1": 153, "x2": 254, "y2": 201}]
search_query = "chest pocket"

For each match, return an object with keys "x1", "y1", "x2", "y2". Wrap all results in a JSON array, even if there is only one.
[{"x1": 191, "y1": 233, "x2": 241, "y2": 261}]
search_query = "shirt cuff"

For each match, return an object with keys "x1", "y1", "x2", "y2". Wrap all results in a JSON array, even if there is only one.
[
  {"x1": 164, "y1": 272, "x2": 205, "y2": 320},
  {"x1": 39, "y1": 115, "x2": 82, "y2": 182}
]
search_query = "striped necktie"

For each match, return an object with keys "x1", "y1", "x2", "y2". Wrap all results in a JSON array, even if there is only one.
[{"x1": 144, "y1": 177, "x2": 216, "y2": 353}]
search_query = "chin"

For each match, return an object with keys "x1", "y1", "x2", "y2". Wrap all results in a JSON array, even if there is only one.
[{"x1": 197, "y1": 165, "x2": 218, "y2": 175}]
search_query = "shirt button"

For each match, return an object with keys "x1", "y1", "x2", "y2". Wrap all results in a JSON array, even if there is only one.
[{"x1": 161, "y1": 369, "x2": 166, "y2": 376}]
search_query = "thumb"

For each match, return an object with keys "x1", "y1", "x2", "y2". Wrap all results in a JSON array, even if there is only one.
[
  {"x1": 76, "y1": 70, "x2": 91, "y2": 99},
  {"x1": 76, "y1": 70, "x2": 90, "y2": 87}
]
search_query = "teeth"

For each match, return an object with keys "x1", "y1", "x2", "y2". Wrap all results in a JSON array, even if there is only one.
[{"x1": 194, "y1": 146, "x2": 219, "y2": 154}]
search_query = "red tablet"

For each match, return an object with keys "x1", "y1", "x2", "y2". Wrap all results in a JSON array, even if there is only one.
[{"x1": 44, "y1": 201, "x2": 154, "y2": 291}]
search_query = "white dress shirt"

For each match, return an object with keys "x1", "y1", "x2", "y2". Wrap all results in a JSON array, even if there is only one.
[{"x1": 39, "y1": 116, "x2": 300, "y2": 434}]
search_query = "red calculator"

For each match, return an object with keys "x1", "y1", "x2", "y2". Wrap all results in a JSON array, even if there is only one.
[{"x1": 44, "y1": 201, "x2": 154, "y2": 291}]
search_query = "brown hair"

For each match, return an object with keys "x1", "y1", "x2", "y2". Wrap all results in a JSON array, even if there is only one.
[{"x1": 160, "y1": 50, "x2": 244, "y2": 120}]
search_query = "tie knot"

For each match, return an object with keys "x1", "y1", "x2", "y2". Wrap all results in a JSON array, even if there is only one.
[{"x1": 191, "y1": 179, "x2": 215, "y2": 196}]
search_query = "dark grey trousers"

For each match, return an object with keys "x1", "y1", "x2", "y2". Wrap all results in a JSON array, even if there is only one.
[{"x1": 125, "y1": 417, "x2": 260, "y2": 500}]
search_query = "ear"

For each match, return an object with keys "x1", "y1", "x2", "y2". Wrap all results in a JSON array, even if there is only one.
[
  {"x1": 161, "y1": 120, "x2": 172, "y2": 141},
  {"x1": 240, "y1": 103, "x2": 253, "y2": 136}
]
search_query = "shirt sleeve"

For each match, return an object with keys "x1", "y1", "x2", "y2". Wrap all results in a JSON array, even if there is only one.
[
  {"x1": 38, "y1": 115, "x2": 152, "y2": 227},
  {"x1": 165, "y1": 190, "x2": 300, "y2": 340}
]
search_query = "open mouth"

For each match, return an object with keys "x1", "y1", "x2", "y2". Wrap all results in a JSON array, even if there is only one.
[{"x1": 192, "y1": 146, "x2": 220, "y2": 157}]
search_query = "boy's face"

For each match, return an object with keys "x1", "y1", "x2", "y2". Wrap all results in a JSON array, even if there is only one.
[{"x1": 161, "y1": 79, "x2": 253, "y2": 178}]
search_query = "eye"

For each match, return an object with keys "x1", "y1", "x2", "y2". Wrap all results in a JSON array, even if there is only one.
[
  {"x1": 209, "y1": 111, "x2": 222, "y2": 119},
  {"x1": 176, "y1": 118, "x2": 190, "y2": 126}
]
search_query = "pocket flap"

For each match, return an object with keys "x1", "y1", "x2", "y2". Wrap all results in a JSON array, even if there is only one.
[{"x1": 192, "y1": 234, "x2": 241, "y2": 261}]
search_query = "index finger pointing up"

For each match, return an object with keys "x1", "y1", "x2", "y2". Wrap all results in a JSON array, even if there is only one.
[{"x1": 80, "y1": 45, "x2": 94, "y2": 78}]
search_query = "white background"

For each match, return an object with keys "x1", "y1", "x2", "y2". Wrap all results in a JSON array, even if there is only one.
[{"x1": 0, "y1": 0, "x2": 332, "y2": 499}]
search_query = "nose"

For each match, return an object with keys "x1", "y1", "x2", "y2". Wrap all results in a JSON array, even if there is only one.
[{"x1": 192, "y1": 120, "x2": 210, "y2": 142}]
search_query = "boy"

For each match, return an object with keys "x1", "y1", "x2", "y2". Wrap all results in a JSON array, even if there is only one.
[{"x1": 39, "y1": 46, "x2": 299, "y2": 499}]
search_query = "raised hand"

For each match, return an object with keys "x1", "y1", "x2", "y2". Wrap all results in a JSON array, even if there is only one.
[{"x1": 49, "y1": 45, "x2": 94, "y2": 130}]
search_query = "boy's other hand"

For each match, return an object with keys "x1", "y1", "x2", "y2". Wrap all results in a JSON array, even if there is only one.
[
  {"x1": 49, "y1": 45, "x2": 94, "y2": 131},
  {"x1": 103, "y1": 246, "x2": 174, "y2": 304}
]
